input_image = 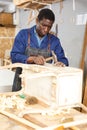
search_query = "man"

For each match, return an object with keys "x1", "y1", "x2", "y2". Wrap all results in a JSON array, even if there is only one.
[
  {"x1": 11, "y1": 8, "x2": 69, "y2": 91},
  {"x1": 11, "y1": 8, "x2": 69, "y2": 66}
]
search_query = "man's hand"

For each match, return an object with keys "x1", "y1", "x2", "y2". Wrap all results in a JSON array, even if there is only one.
[
  {"x1": 34, "y1": 55, "x2": 45, "y2": 65},
  {"x1": 27, "y1": 56, "x2": 45, "y2": 65},
  {"x1": 54, "y1": 61, "x2": 66, "y2": 67}
]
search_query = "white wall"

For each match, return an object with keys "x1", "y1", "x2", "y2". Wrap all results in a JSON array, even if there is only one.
[
  {"x1": 17, "y1": 0, "x2": 87, "y2": 68},
  {"x1": 52, "y1": 0, "x2": 87, "y2": 67}
]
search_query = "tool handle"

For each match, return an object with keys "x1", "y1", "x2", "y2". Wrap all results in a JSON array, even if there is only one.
[{"x1": 45, "y1": 57, "x2": 53, "y2": 62}]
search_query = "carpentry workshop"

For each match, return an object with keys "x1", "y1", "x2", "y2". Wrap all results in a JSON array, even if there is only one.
[{"x1": 0, "y1": 0, "x2": 87, "y2": 130}]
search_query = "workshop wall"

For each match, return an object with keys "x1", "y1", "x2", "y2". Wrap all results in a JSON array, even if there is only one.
[
  {"x1": 17, "y1": 0, "x2": 87, "y2": 68},
  {"x1": 54, "y1": 0, "x2": 87, "y2": 68}
]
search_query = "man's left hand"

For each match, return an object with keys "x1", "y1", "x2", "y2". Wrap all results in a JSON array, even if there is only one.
[{"x1": 54, "y1": 62, "x2": 66, "y2": 67}]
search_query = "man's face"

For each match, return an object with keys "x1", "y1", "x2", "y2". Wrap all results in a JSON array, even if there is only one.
[{"x1": 36, "y1": 18, "x2": 54, "y2": 38}]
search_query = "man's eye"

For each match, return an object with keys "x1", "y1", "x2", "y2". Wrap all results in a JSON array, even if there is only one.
[
  {"x1": 41, "y1": 24, "x2": 45, "y2": 27},
  {"x1": 43, "y1": 25, "x2": 51, "y2": 28}
]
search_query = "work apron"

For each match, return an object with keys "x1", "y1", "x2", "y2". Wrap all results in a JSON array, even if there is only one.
[
  {"x1": 12, "y1": 30, "x2": 51, "y2": 92},
  {"x1": 25, "y1": 31, "x2": 51, "y2": 60}
]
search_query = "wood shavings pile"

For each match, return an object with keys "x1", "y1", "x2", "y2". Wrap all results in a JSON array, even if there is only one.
[
  {"x1": 41, "y1": 108, "x2": 74, "y2": 122},
  {"x1": 0, "y1": 95, "x2": 26, "y2": 110}
]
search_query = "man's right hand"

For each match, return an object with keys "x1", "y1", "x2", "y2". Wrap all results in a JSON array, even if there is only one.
[{"x1": 27, "y1": 55, "x2": 45, "y2": 65}]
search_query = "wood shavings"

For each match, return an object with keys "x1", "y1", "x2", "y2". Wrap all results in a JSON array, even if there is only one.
[
  {"x1": 0, "y1": 95, "x2": 26, "y2": 110},
  {"x1": 42, "y1": 108, "x2": 71, "y2": 116},
  {"x1": 41, "y1": 108, "x2": 74, "y2": 122}
]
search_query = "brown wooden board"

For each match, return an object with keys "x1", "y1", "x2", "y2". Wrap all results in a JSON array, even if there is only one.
[{"x1": 0, "y1": 13, "x2": 13, "y2": 25}]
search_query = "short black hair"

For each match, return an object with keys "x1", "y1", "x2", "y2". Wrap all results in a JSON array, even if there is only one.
[{"x1": 38, "y1": 8, "x2": 55, "y2": 22}]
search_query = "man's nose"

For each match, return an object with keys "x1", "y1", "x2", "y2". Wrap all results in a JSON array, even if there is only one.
[{"x1": 44, "y1": 26, "x2": 49, "y2": 32}]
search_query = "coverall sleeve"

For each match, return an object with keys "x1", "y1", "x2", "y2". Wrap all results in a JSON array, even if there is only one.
[{"x1": 10, "y1": 30, "x2": 28, "y2": 63}]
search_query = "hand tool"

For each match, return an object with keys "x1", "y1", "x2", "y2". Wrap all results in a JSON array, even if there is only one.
[
  {"x1": 45, "y1": 50, "x2": 58, "y2": 63},
  {"x1": 51, "y1": 50, "x2": 58, "y2": 63}
]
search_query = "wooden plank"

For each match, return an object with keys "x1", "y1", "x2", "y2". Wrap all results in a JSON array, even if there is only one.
[
  {"x1": 23, "y1": 114, "x2": 47, "y2": 127},
  {"x1": 13, "y1": 0, "x2": 31, "y2": 6},
  {"x1": 80, "y1": 23, "x2": 87, "y2": 106},
  {"x1": 0, "y1": 110, "x2": 41, "y2": 129},
  {"x1": 80, "y1": 23, "x2": 87, "y2": 69}
]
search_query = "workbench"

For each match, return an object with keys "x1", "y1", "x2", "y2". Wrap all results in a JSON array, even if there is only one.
[
  {"x1": 0, "y1": 63, "x2": 86, "y2": 130},
  {"x1": 0, "y1": 104, "x2": 87, "y2": 130}
]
